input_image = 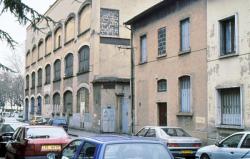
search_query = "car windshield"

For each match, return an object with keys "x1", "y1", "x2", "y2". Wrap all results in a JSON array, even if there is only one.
[
  {"x1": 104, "y1": 143, "x2": 172, "y2": 159},
  {"x1": 53, "y1": 119, "x2": 67, "y2": 124},
  {"x1": 27, "y1": 127, "x2": 68, "y2": 139},
  {"x1": 0, "y1": 124, "x2": 14, "y2": 133},
  {"x1": 161, "y1": 128, "x2": 191, "y2": 137}
]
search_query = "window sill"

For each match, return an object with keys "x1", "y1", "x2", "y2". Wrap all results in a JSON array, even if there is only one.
[
  {"x1": 77, "y1": 70, "x2": 90, "y2": 76},
  {"x1": 138, "y1": 61, "x2": 147, "y2": 65},
  {"x1": 157, "y1": 54, "x2": 167, "y2": 59},
  {"x1": 53, "y1": 46, "x2": 62, "y2": 53},
  {"x1": 176, "y1": 112, "x2": 193, "y2": 117},
  {"x1": 31, "y1": 62, "x2": 36, "y2": 66},
  {"x1": 216, "y1": 124, "x2": 244, "y2": 130},
  {"x1": 157, "y1": 90, "x2": 167, "y2": 93},
  {"x1": 64, "y1": 38, "x2": 74, "y2": 46},
  {"x1": 38, "y1": 57, "x2": 43, "y2": 62},
  {"x1": 44, "y1": 82, "x2": 51, "y2": 85},
  {"x1": 25, "y1": 66, "x2": 30, "y2": 69},
  {"x1": 179, "y1": 49, "x2": 191, "y2": 55},
  {"x1": 45, "y1": 52, "x2": 51, "y2": 58},
  {"x1": 53, "y1": 78, "x2": 61, "y2": 83},
  {"x1": 37, "y1": 85, "x2": 42, "y2": 88},
  {"x1": 64, "y1": 75, "x2": 74, "y2": 80},
  {"x1": 77, "y1": 28, "x2": 91, "y2": 38},
  {"x1": 25, "y1": 88, "x2": 29, "y2": 91},
  {"x1": 31, "y1": 87, "x2": 35, "y2": 90},
  {"x1": 219, "y1": 53, "x2": 238, "y2": 59}
]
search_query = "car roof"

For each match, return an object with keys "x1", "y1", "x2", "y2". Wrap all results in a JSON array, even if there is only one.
[
  {"x1": 79, "y1": 135, "x2": 163, "y2": 144},
  {"x1": 142, "y1": 126, "x2": 181, "y2": 129},
  {"x1": 21, "y1": 125, "x2": 56, "y2": 129}
]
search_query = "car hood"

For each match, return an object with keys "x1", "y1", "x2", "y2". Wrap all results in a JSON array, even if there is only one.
[{"x1": 164, "y1": 137, "x2": 201, "y2": 143}]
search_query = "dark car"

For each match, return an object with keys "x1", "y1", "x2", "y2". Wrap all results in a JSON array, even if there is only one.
[
  {"x1": 48, "y1": 135, "x2": 174, "y2": 159},
  {"x1": 48, "y1": 118, "x2": 68, "y2": 132},
  {"x1": 5, "y1": 125, "x2": 71, "y2": 159}
]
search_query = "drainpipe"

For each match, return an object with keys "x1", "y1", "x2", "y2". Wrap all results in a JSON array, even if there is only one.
[{"x1": 130, "y1": 27, "x2": 135, "y2": 134}]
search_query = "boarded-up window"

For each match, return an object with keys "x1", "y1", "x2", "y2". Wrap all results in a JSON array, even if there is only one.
[
  {"x1": 158, "y1": 27, "x2": 166, "y2": 55},
  {"x1": 37, "y1": 69, "x2": 42, "y2": 86},
  {"x1": 38, "y1": 40, "x2": 44, "y2": 59},
  {"x1": 140, "y1": 35, "x2": 147, "y2": 63},
  {"x1": 32, "y1": 45, "x2": 37, "y2": 63},
  {"x1": 45, "y1": 34, "x2": 52, "y2": 55},
  {"x1": 45, "y1": 64, "x2": 51, "y2": 84},
  {"x1": 54, "y1": 26, "x2": 62, "y2": 49},
  {"x1": 77, "y1": 88, "x2": 89, "y2": 113},
  {"x1": 219, "y1": 87, "x2": 241, "y2": 126},
  {"x1": 220, "y1": 16, "x2": 236, "y2": 55},
  {"x1": 65, "y1": 16, "x2": 75, "y2": 42},
  {"x1": 78, "y1": 46, "x2": 89, "y2": 73},
  {"x1": 180, "y1": 18, "x2": 190, "y2": 52},
  {"x1": 65, "y1": 54, "x2": 73, "y2": 77},
  {"x1": 78, "y1": 4, "x2": 91, "y2": 34},
  {"x1": 54, "y1": 59, "x2": 61, "y2": 81},
  {"x1": 180, "y1": 76, "x2": 191, "y2": 112}
]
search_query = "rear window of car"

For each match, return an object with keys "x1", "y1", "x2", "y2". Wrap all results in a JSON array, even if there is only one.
[
  {"x1": 0, "y1": 124, "x2": 14, "y2": 133},
  {"x1": 26, "y1": 127, "x2": 68, "y2": 139},
  {"x1": 104, "y1": 143, "x2": 172, "y2": 159},
  {"x1": 161, "y1": 128, "x2": 191, "y2": 137}
]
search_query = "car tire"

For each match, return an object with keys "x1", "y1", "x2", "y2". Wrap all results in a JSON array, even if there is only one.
[{"x1": 201, "y1": 154, "x2": 210, "y2": 159}]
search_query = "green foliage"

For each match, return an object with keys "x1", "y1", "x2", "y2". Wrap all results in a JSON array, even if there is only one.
[{"x1": 0, "y1": 0, "x2": 56, "y2": 49}]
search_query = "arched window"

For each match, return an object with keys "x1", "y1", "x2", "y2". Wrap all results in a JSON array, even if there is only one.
[
  {"x1": 65, "y1": 14, "x2": 75, "y2": 42},
  {"x1": 37, "y1": 68, "x2": 42, "y2": 87},
  {"x1": 45, "y1": 64, "x2": 51, "y2": 84},
  {"x1": 64, "y1": 91, "x2": 73, "y2": 114},
  {"x1": 32, "y1": 45, "x2": 37, "y2": 63},
  {"x1": 26, "y1": 75, "x2": 29, "y2": 89},
  {"x1": 65, "y1": 53, "x2": 73, "y2": 77},
  {"x1": 78, "y1": 46, "x2": 89, "y2": 73},
  {"x1": 54, "y1": 59, "x2": 61, "y2": 81},
  {"x1": 38, "y1": 39, "x2": 44, "y2": 59},
  {"x1": 30, "y1": 97, "x2": 35, "y2": 115},
  {"x1": 37, "y1": 96, "x2": 42, "y2": 115},
  {"x1": 179, "y1": 76, "x2": 191, "y2": 113},
  {"x1": 157, "y1": 79, "x2": 167, "y2": 92},
  {"x1": 78, "y1": 2, "x2": 91, "y2": 34},
  {"x1": 45, "y1": 95, "x2": 50, "y2": 105},
  {"x1": 53, "y1": 93, "x2": 60, "y2": 113},
  {"x1": 31, "y1": 72, "x2": 35, "y2": 88},
  {"x1": 54, "y1": 25, "x2": 62, "y2": 50},
  {"x1": 25, "y1": 99, "x2": 29, "y2": 121},
  {"x1": 45, "y1": 33, "x2": 52, "y2": 55},
  {"x1": 77, "y1": 87, "x2": 89, "y2": 113}
]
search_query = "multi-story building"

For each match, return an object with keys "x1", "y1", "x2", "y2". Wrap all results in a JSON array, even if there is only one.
[
  {"x1": 125, "y1": 0, "x2": 208, "y2": 142},
  {"x1": 207, "y1": 0, "x2": 250, "y2": 144},
  {"x1": 24, "y1": 0, "x2": 161, "y2": 133}
]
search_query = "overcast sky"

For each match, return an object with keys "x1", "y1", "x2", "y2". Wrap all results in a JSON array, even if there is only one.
[{"x1": 0, "y1": 0, "x2": 56, "y2": 73}]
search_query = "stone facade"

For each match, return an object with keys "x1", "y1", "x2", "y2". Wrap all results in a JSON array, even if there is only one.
[
  {"x1": 24, "y1": 0, "x2": 161, "y2": 133},
  {"x1": 126, "y1": 0, "x2": 208, "y2": 143},
  {"x1": 207, "y1": 0, "x2": 250, "y2": 144}
]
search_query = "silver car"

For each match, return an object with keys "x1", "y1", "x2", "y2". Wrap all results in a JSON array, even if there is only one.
[
  {"x1": 195, "y1": 132, "x2": 250, "y2": 159},
  {"x1": 136, "y1": 126, "x2": 202, "y2": 158}
]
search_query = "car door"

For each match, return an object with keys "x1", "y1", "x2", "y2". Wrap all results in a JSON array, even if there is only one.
[
  {"x1": 6, "y1": 127, "x2": 22, "y2": 154},
  {"x1": 212, "y1": 133, "x2": 245, "y2": 159},
  {"x1": 77, "y1": 141, "x2": 98, "y2": 159},
  {"x1": 61, "y1": 140, "x2": 83, "y2": 159}
]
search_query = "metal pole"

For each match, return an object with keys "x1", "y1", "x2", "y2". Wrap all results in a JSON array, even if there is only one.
[{"x1": 130, "y1": 27, "x2": 135, "y2": 134}]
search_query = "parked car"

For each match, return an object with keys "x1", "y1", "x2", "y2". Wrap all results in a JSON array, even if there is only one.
[
  {"x1": 30, "y1": 116, "x2": 47, "y2": 125},
  {"x1": 47, "y1": 135, "x2": 174, "y2": 159},
  {"x1": 0, "y1": 122, "x2": 29, "y2": 156},
  {"x1": 5, "y1": 125, "x2": 71, "y2": 159},
  {"x1": 48, "y1": 117, "x2": 68, "y2": 132},
  {"x1": 195, "y1": 131, "x2": 250, "y2": 159},
  {"x1": 135, "y1": 126, "x2": 202, "y2": 158}
]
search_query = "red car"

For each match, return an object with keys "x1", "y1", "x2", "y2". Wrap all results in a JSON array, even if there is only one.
[{"x1": 5, "y1": 125, "x2": 71, "y2": 159}]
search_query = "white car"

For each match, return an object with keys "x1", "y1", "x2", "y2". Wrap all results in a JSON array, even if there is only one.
[
  {"x1": 136, "y1": 126, "x2": 202, "y2": 158},
  {"x1": 196, "y1": 131, "x2": 250, "y2": 159}
]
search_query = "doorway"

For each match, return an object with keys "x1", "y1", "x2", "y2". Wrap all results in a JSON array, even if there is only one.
[{"x1": 158, "y1": 103, "x2": 167, "y2": 126}]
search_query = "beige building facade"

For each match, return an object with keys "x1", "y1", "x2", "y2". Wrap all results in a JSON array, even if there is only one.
[
  {"x1": 207, "y1": 0, "x2": 250, "y2": 144},
  {"x1": 126, "y1": 0, "x2": 208, "y2": 143},
  {"x1": 24, "y1": 0, "x2": 161, "y2": 133}
]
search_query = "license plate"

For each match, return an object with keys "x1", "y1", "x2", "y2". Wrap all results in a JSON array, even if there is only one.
[
  {"x1": 181, "y1": 150, "x2": 193, "y2": 154},
  {"x1": 41, "y1": 145, "x2": 61, "y2": 151}
]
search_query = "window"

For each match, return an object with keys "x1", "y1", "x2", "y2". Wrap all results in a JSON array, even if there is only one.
[
  {"x1": 54, "y1": 26, "x2": 62, "y2": 50},
  {"x1": 78, "y1": 3, "x2": 91, "y2": 34},
  {"x1": 45, "y1": 95, "x2": 50, "y2": 105},
  {"x1": 220, "y1": 16, "x2": 236, "y2": 55},
  {"x1": 62, "y1": 140, "x2": 83, "y2": 159},
  {"x1": 145, "y1": 129, "x2": 156, "y2": 137},
  {"x1": 45, "y1": 33, "x2": 52, "y2": 55},
  {"x1": 219, "y1": 87, "x2": 241, "y2": 126},
  {"x1": 31, "y1": 72, "x2": 35, "y2": 88},
  {"x1": 37, "y1": 69, "x2": 42, "y2": 87},
  {"x1": 158, "y1": 27, "x2": 166, "y2": 55},
  {"x1": 45, "y1": 65, "x2": 51, "y2": 84},
  {"x1": 179, "y1": 76, "x2": 191, "y2": 112},
  {"x1": 79, "y1": 142, "x2": 96, "y2": 159},
  {"x1": 37, "y1": 96, "x2": 42, "y2": 115},
  {"x1": 77, "y1": 88, "x2": 89, "y2": 113},
  {"x1": 65, "y1": 15, "x2": 75, "y2": 42},
  {"x1": 157, "y1": 79, "x2": 167, "y2": 92},
  {"x1": 221, "y1": 134, "x2": 243, "y2": 148},
  {"x1": 136, "y1": 128, "x2": 149, "y2": 137},
  {"x1": 53, "y1": 93, "x2": 60, "y2": 113},
  {"x1": 64, "y1": 91, "x2": 73, "y2": 114},
  {"x1": 140, "y1": 35, "x2": 147, "y2": 63},
  {"x1": 180, "y1": 18, "x2": 190, "y2": 52},
  {"x1": 78, "y1": 46, "x2": 89, "y2": 73},
  {"x1": 54, "y1": 59, "x2": 61, "y2": 81},
  {"x1": 65, "y1": 54, "x2": 73, "y2": 77},
  {"x1": 26, "y1": 75, "x2": 29, "y2": 89},
  {"x1": 38, "y1": 40, "x2": 44, "y2": 59},
  {"x1": 30, "y1": 97, "x2": 35, "y2": 114}
]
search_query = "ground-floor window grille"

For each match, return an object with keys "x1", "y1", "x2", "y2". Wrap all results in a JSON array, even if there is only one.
[{"x1": 220, "y1": 87, "x2": 241, "y2": 126}]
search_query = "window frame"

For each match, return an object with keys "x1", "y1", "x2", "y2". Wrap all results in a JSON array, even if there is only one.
[
  {"x1": 37, "y1": 69, "x2": 42, "y2": 87},
  {"x1": 140, "y1": 34, "x2": 147, "y2": 64},
  {"x1": 78, "y1": 46, "x2": 90, "y2": 73},
  {"x1": 45, "y1": 64, "x2": 51, "y2": 84},
  {"x1": 54, "y1": 59, "x2": 61, "y2": 81},
  {"x1": 158, "y1": 27, "x2": 166, "y2": 56},
  {"x1": 157, "y1": 79, "x2": 167, "y2": 92},
  {"x1": 179, "y1": 76, "x2": 191, "y2": 113},
  {"x1": 180, "y1": 18, "x2": 190, "y2": 53},
  {"x1": 65, "y1": 54, "x2": 74, "y2": 77}
]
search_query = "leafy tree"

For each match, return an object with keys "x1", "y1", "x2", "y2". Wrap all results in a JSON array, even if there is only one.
[{"x1": 0, "y1": 0, "x2": 56, "y2": 49}]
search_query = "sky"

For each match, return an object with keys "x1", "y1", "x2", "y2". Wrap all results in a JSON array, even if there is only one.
[{"x1": 0, "y1": 0, "x2": 56, "y2": 74}]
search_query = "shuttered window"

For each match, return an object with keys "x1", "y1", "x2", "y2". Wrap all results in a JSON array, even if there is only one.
[
  {"x1": 64, "y1": 91, "x2": 73, "y2": 114},
  {"x1": 54, "y1": 60, "x2": 61, "y2": 81},
  {"x1": 26, "y1": 75, "x2": 29, "y2": 89},
  {"x1": 45, "y1": 65, "x2": 51, "y2": 84},
  {"x1": 37, "y1": 96, "x2": 42, "y2": 115},
  {"x1": 220, "y1": 88, "x2": 241, "y2": 126},
  {"x1": 30, "y1": 98, "x2": 35, "y2": 114},
  {"x1": 79, "y1": 46, "x2": 89, "y2": 73},
  {"x1": 180, "y1": 18, "x2": 190, "y2": 52},
  {"x1": 140, "y1": 35, "x2": 147, "y2": 63},
  {"x1": 180, "y1": 76, "x2": 191, "y2": 112},
  {"x1": 31, "y1": 72, "x2": 35, "y2": 88},
  {"x1": 53, "y1": 93, "x2": 60, "y2": 113},
  {"x1": 65, "y1": 54, "x2": 73, "y2": 77},
  {"x1": 37, "y1": 69, "x2": 42, "y2": 86}
]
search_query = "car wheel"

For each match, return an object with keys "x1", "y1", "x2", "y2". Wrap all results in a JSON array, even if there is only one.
[{"x1": 201, "y1": 154, "x2": 210, "y2": 159}]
